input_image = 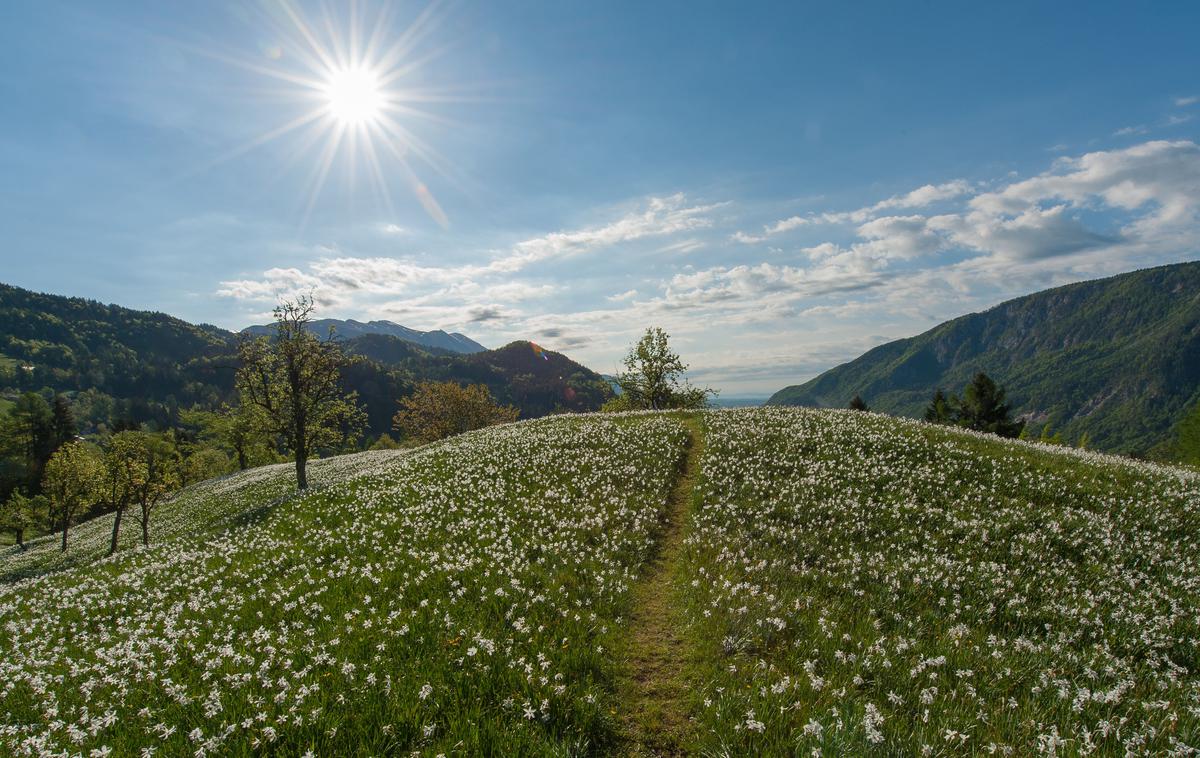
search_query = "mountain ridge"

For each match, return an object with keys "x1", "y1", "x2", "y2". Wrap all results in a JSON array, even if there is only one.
[
  {"x1": 242, "y1": 317, "x2": 486, "y2": 354},
  {"x1": 767, "y1": 261, "x2": 1200, "y2": 455}
]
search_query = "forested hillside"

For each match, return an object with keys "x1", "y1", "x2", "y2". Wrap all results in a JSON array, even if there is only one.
[
  {"x1": 0, "y1": 283, "x2": 611, "y2": 435},
  {"x1": 768, "y1": 262, "x2": 1200, "y2": 455}
]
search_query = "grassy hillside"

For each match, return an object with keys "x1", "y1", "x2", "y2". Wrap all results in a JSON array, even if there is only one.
[
  {"x1": 767, "y1": 261, "x2": 1200, "y2": 455},
  {"x1": 0, "y1": 409, "x2": 1196, "y2": 755},
  {"x1": 0, "y1": 414, "x2": 689, "y2": 755}
]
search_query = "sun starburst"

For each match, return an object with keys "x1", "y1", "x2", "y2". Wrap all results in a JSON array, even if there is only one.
[{"x1": 194, "y1": 0, "x2": 459, "y2": 228}]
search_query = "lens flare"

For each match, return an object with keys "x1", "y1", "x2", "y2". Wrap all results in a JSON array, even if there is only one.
[{"x1": 324, "y1": 66, "x2": 384, "y2": 125}]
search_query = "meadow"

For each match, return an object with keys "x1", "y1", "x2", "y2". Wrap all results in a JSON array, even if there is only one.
[
  {"x1": 0, "y1": 408, "x2": 1197, "y2": 756},
  {"x1": 0, "y1": 414, "x2": 688, "y2": 755},
  {"x1": 680, "y1": 408, "x2": 1200, "y2": 756}
]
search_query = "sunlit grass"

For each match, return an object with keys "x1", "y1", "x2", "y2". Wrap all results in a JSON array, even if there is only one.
[
  {"x1": 679, "y1": 407, "x2": 1200, "y2": 755},
  {"x1": 0, "y1": 414, "x2": 689, "y2": 755}
]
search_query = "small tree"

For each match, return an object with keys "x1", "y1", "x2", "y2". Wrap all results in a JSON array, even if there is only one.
[
  {"x1": 957, "y1": 372, "x2": 1024, "y2": 438},
  {"x1": 180, "y1": 446, "x2": 231, "y2": 485},
  {"x1": 181, "y1": 403, "x2": 275, "y2": 471},
  {"x1": 848, "y1": 395, "x2": 869, "y2": 412},
  {"x1": 0, "y1": 490, "x2": 46, "y2": 550},
  {"x1": 42, "y1": 441, "x2": 103, "y2": 552},
  {"x1": 394, "y1": 381, "x2": 520, "y2": 444},
  {"x1": 132, "y1": 435, "x2": 180, "y2": 547},
  {"x1": 102, "y1": 431, "x2": 147, "y2": 556},
  {"x1": 924, "y1": 389, "x2": 954, "y2": 424},
  {"x1": 606, "y1": 327, "x2": 715, "y2": 411},
  {"x1": 236, "y1": 297, "x2": 366, "y2": 490}
]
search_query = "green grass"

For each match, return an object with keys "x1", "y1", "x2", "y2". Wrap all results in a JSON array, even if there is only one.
[
  {"x1": 0, "y1": 414, "x2": 689, "y2": 755},
  {"x1": 679, "y1": 407, "x2": 1200, "y2": 755},
  {"x1": 1, "y1": 408, "x2": 1197, "y2": 755}
]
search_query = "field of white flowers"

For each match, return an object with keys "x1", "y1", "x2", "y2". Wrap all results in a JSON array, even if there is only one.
[
  {"x1": 681, "y1": 407, "x2": 1200, "y2": 756},
  {"x1": 0, "y1": 414, "x2": 689, "y2": 755},
  {"x1": 3, "y1": 407, "x2": 1198, "y2": 756},
  {"x1": 0, "y1": 450, "x2": 408, "y2": 583}
]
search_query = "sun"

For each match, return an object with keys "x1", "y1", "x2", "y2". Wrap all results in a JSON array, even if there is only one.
[
  {"x1": 323, "y1": 66, "x2": 384, "y2": 125},
  {"x1": 197, "y1": 1, "x2": 460, "y2": 228}
]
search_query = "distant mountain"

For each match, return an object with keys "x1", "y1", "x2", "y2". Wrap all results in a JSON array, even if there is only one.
[
  {"x1": 767, "y1": 261, "x2": 1200, "y2": 455},
  {"x1": 0, "y1": 283, "x2": 610, "y2": 437},
  {"x1": 242, "y1": 318, "x2": 486, "y2": 354},
  {"x1": 343, "y1": 335, "x2": 613, "y2": 421}
]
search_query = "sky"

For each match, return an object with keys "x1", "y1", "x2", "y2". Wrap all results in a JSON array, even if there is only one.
[{"x1": 1, "y1": 1, "x2": 1199, "y2": 396}]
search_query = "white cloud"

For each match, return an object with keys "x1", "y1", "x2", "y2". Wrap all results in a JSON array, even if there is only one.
[
  {"x1": 734, "y1": 180, "x2": 972, "y2": 243},
  {"x1": 1114, "y1": 125, "x2": 1148, "y2": 136},
  {"x1": 607, "y1": 288, "x2": 639, "y2": 302},
  {"x1": 1175, "y1": 95, "x2": 1199, "y2": 107},
  {"x1": 490, "y1": 193, "x2": 722, "y2": 272}
]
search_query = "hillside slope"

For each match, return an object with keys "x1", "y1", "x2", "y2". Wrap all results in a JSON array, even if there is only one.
[
  {"x1": 767, "y1": 261, "x2": 1200, "y2": 454},
  {"x1": 0, "y1": 282, "x2": 611, "y2": 433},
  {"x1": 0, "y1": 409, "x2": 1196, "y2": 755}
]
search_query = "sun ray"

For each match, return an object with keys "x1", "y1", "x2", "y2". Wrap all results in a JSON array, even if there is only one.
[{"x1": 177, "y1": 0, "x2": 467, "y2": 227}]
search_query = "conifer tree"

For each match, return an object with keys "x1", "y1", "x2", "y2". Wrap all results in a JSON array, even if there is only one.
[
  {"x1": 957, "y1": 373, "x2": 1024, "y2": 438},
  {"x1": 924, "y1": 389, "x2": 955, "y2": 424}
]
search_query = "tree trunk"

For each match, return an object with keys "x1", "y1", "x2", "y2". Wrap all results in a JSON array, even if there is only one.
[
  {"x1": 237, "y1": 445, "x2": 247, "y2": 471},
  {"x1": 141, "y1": 510, "x2": 150, "y2": 546},
  {"x1": 14, "y1": 528, "x2": 23, "y2": 550},
  {"x1": 109, "y1": 507, "x2": 123, "y2": 556},
  {"x1": 60, "y1": 515, "x2": 69, "y2": 552},
  {"x1": 295, "y1": 448, "x2": 308, "y2": 490}
]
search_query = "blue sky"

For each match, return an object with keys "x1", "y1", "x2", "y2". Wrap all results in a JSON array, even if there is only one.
[{"x1": 2, "y1": 1, "x2": 1198, "y2": 395}]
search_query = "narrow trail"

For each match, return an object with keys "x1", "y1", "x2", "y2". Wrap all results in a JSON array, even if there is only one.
[{"x1": 617, "y1": 415, "x2": 704, "y2": 756}]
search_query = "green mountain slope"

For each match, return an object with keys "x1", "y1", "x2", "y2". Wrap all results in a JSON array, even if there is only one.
[
  {"x1": 0, "y1": 283, "x2": 612, "y2": 434},
  {"x1": 767, "y1": 261, "x2": 1200, "y2": 454},
  {"x1": 0, "y1": 408, "x2": 1196, "y2": 754}
]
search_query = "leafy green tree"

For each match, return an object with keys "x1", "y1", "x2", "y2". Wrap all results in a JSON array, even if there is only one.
[
  {"x1": 180, "y1": 446, "x2": 231, "y2": 485},
  {"x1": 42, "y1": 441, "x2": 103, "y2": 551},
  {"x1": 393, "y1": 381, "x2": 519, "y2": 444},
  {"x1": 924, "y1": 389, "x2": 954, "y2": 424},
  {"x1": 132, "y1": 435, "x2": 180, "y2": 547},
  {"x1": 181, "y1": 403, "x2": 275, "y2": 471},
  {"x1": 957, "y1": 373, "x2": 1024, "y2": 438},
  {"x1": 605, "y1": 327, "x2": 715, "y2": 411},
  {"x1": 236, "y1": 297, "x2": 366, "y2": 490},
  {"x1": 102, "y1": 431, "x2": 148, "y2": 556},
  {"x1": 369, "y1": 433, "x2": 402, "y2": 450},
  {"x1": 848, "y1": 395, "x2": 869, "y2": 412},
  {"x1": 0, "y1": 490, "x2": 46, "y2": 549}
]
